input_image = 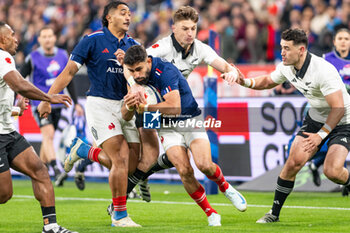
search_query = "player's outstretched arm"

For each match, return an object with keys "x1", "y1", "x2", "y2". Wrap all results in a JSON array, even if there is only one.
[
  {"x1": 210, "y1": 57, "x2": 241, "y2": 85},
  {"x1": 236, "y1": 74, "x2": 279, "y2": 90}
]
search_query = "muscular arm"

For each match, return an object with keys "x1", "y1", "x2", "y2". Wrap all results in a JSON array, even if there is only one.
[
  {"x1": 147, "y1": 90, "x2": 181, "y2": 115},
  {"x1": 237, "y1": 74, "x2": 280, "y2": 90},
  {"x1": 324, "y1": 90, "x2": 345, "y2": 129},
  {"x1": 3, "y1": 70, "x2": 52, "y2": 101},
  {"x1": 47, "y1": 60, "x2": 79, "y2": 95},
  {"x1": 210, "y1": 57, "x2": 235, "y2": 73}
]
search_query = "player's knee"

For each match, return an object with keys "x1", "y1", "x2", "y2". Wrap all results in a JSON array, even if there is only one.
[
  {"x1": 177, "y1": 165, "x2": 194, "y2": 179},
  {"x1": 31, "y1": 162, "x2": 50, "y2": 181},
  {"x1": 0, "y1": 190, "x2": 13, "y2": 204},
  {"x1": 323, "y1": 165, "x2": 339, "y2": 181},
  {"x1": 196, "y1": 162, "x2": 213, "y2": 175}
]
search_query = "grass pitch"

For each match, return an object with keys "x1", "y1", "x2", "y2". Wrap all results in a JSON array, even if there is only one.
[{"x1": 1, "y1": 179, "x2": 349, "y2": 233}]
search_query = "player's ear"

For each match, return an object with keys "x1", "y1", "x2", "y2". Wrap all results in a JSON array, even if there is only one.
[{"x1": 147, "y1": 57, "x2": 152, "y2": 65}]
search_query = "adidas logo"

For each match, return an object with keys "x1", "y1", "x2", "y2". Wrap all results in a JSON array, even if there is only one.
[
  {"x1": 305, "y1": 82, "x2": 311, "y2": 86},
  {"x1": 341, "y1": 138, "x2": 348, "y2": 143},
  {"x1": 102, "y1": 48, "x2": 109, "y2": 53},
  {"x1": 273, "y1": 200, "x2": 280, "y2": 205},
  {"x1": 291, "y1": 78, "x2": 297, "y2": 83}
]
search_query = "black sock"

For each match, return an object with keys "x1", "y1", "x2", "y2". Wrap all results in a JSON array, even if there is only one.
[
  {"x1": 49, "y1": 160, "x2": 57, "y2": 170},
  {"x1": 127, "y1": 169, "x2": 146, "y2": 194},
  {"x1": 142, "y1": 153, "x2": 174, "y2": 181},
  {"x1": 41, "y1": 206, "x2": 56, "y2": 225},
  {"x1": 271, "y1": 176, "x2": 294, "y2": 217},
  {"x1": 344, "y1": 171, "x2": 350, "y2": 189}
]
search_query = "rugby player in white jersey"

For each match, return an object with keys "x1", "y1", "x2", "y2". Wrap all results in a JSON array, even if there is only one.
[
  {"x1": 0, "y1": 22, "x2": 77, "y2": 233},
  {"x1": 236, "y1": 28, "x2": 350, "y2": 223}
]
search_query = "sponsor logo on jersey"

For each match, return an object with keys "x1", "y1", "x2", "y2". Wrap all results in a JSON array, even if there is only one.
[
  {"x1": 46, "y1": 60, "x2": 61, "y2": 78},
  {"x1": 102, "y1": 48, "x2": 109, "y2": 53}
]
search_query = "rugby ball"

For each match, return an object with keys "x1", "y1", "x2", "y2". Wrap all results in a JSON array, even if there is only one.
[{"x1": 143, "y1": 84, "x2": 163, "y2": 104}]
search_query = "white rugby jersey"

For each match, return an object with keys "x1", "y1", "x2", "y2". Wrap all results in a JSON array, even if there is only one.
[
  {"x1": 0, "y1": 49, "x2": 16, "y2": 134},
  {"x1": 146, "y1": 34, "x2": 220, "y2": 78},
  {"x1": 271, "y1": 52, "x2": 350, "y2": 124}
]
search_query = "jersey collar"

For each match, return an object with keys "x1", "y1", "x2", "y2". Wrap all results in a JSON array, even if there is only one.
[
  {"x1": 295, "y1": 52, "x2": 311, "y2": 79},
  {"x1": 103, "y1": 26, "x2": 128, "y2": 45},
  {"x1": 171, "y1": 33, "x2": 194, "y2": 59}
]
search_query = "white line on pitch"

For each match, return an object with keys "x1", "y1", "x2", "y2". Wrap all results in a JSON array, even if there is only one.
[{"x1": 13, "y1": 195, "x2": 350, "y2": 211}]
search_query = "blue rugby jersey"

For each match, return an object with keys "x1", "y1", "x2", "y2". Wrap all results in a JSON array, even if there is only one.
[
  {"x1": 147, "y1": 56, "x2": 201, "y2": 119},
  {"x1": 70, "y1": 27, "x2": 139, "y2": 100}
]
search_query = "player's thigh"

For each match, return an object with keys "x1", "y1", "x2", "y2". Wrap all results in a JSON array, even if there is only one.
[
  {"x1": 100, "y1": 134, "x2": 129, "y2": 163},
  {"x1": 165, "y1": 145, "x2": 192, "y2": 175},
  {"x1": 85, "y1": 96, "x2": 125, "y2": 147},
  {"x1": 284, "y1": 135, "x2": 314, "y2": 169},
  {"x1": 139, "y1": 128, "x2": 159, "y2": 161},
  {"x1": 189, "y1": 137, "x2": 213, "y2": 168},
  {"x1": 11, "y1": 147, "x2": 49, "y2": 180}
]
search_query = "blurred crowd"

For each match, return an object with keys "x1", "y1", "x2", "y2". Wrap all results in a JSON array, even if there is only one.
[{"x1": 1, "y1": 0, "x2": 350, "y2": 67}]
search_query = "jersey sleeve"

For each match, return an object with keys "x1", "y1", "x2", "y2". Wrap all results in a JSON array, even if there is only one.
[
  {"x1": 159, "y1": 67, "x2": 180, "y2": 96},
  {"x1": 197, "y1": 41, "x2": 220, "y2": 65},
  {"x1": 0, "y1": 52, "x2": 16, "y2": 79},
  {"x1": 70, "y1": 36, "x2": 92, "y2": 66},
  {"x1": 319, "y1": 64, "x2": 342, "y2": 96},
  {"x1": 270, "y1": 62, "x2": 287, "y2": 84}
]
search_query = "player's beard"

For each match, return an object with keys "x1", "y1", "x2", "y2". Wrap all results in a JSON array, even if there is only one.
[{"x1": 135, "y1": 69, "x2": 151, "y2": 85}]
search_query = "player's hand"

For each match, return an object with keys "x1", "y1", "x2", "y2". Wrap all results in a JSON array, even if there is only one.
[
  {"x1": 48, "y1": 94, "x2": 72, "y2": 107},
  {"x1": 114, "y1": 49, "x2": 125, "y2": 66},
  {"x1": 229, "y1": 63, "x2": 245, "y2": 85},
  {"x1": 221, "y1": 69, "x2": 238, "y2": 86},
  {"x1": 302, "y1": 132, "x2": 322, "y2": 153},
  {"x1": 124, "y1": 92, "x2": 140, "y2": 111},
  {"x1": 74, "y1": 103, "x2": 84, "y2": 116},
  {"x1": 38, "y1": 101, "x2": 52, "y2": 118},
  {"x1": 130, "y1": 83, "x2": 147, "y2": 104},
  {"x1": 16, "y1": 96, "x2": 29, "y2": 116}
]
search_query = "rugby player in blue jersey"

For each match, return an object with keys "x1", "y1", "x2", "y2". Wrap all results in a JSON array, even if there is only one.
[
  {"x1": 121, "y1": 45, "x2": 247, "y2": 226},
  {"x1": 37, "y1": 1, "x2": 141, "y2": 227}
]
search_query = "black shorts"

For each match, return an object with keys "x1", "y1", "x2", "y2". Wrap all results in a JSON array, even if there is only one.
[
  {"x1": 32, "y1": 107, "x2": 62, "y2": 130},
  {"x1": 0, "y1": 131, "x2": 31, "y2": 173},
  {"x1": 297, "y1": 113, "x2": 350, "y2": 151},
  {"x1": 135, "y1": 112, "x2": 143, "y2": 128}
]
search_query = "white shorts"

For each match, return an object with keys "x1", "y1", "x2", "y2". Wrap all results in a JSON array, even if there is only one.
[
  {"x1": 158, "y1": 114, "x2": 209, "y2": 151},
  {"x1": 85, "y1": 96, "x2": 140, "y2": 147}
]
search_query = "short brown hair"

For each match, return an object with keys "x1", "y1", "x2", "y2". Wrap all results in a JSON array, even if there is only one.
[{"x1": 173, "y1": 6, "x2": 199, "y2": 24}]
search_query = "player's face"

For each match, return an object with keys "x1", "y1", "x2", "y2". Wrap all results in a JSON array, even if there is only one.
[
  {"x1": 0, "y1": 25, "x2": 18, "y2": 55},
  {"x1": 107, "y1": 4, "x2": 131, "y2": 32},
  {"x1": 334, "y1": 31, "x2": 350, "y2": 54},
  {"x1": 38, "y1": 28, "x2": 56, "y2": 51},
  {"x1": 172, "y1": 19, "x2": 197, "y2": 47},
  {"x1": 280, "y1": 39, "x2": 304, "y2": 66},
  {"x1": 126, "y1": 58, "x2": 152, "y2": 85}
]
